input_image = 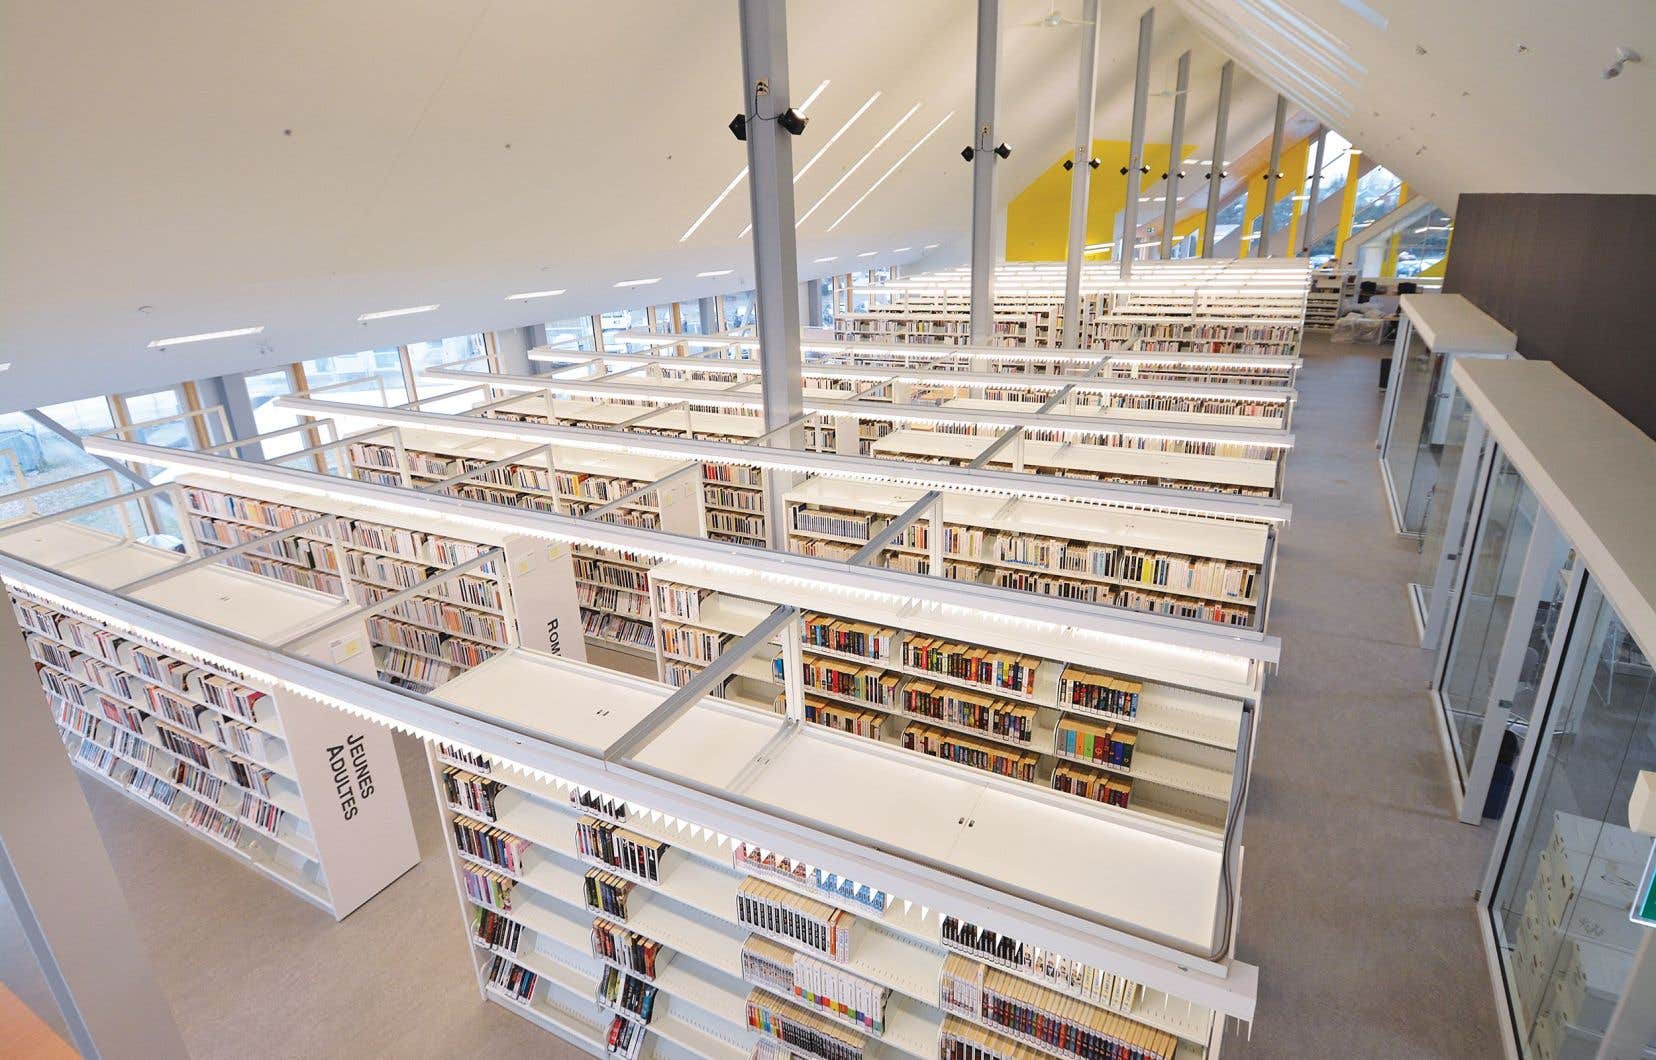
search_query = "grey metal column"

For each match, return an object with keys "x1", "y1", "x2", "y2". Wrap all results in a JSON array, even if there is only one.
[
  {"x1": 738, "y1": 0, "x2": 805, "y2": 547},
  {"x1": 1118, "y1": 8, "x2": 1154, "y2": 279},
  {"x1": 1300, "y1": 125, "x2": 1326, "y2": 256},
  {"x1": 0, "y1": 600, "x2": 188, "y2": 1058},
  {"x1": 696, "y1": 296, "x2": 718, "y2": 335},
  {"x1": 1158, "y1": 50, "x2": 1191, "y2": 259},
  {"x1": 1257, "y1": 94, "x2": 1287, "y2": 258},
  {"x1": 968, "y1": 0, "x2": 1002, "y2": 345},
  {"x1": 1061, "y1": 0, "x2": 1101, "y2": 348},
  {"x1": 1199, "y1": 60, "x2": 1234, "y2": 258}
]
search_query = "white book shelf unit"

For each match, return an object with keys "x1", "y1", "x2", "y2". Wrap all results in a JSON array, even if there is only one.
[
  {"x1": 481, "y1": 394, "x2": 772, "y2": 547},
  {"x1": 339, "y1": 427, "x2": 699, "y2": 662},
  {"x1": 177, "y1": 475, "x2": 514, "y2": 695},
  {"x1": 0, "y1": 519, "x2": 419, "y2": 919},
  {"x1": 56, "y1": 432, "x2": 1267, "y2": 1056},
  {"x1": 784, "y1": 477, "x2": 1273, "y2": 632},
  {"x1": 646, "y1": 559, "x2": 1243, "y2": 834},
  {"x1": 420, "y1": 645, "x2": 1242, "y2": 1060},
  {"x1": 1304, "y1": 268, "x2": 1345, "y2": 329}
]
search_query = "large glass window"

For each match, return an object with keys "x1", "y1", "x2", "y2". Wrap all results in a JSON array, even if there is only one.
[
  {"x1": 408, "y1": 334, "x2": 487, "y2": 401},
  {"x1": 300, "y1": 350, "x2": 408, "y2": 407},
  {"x1": 676, "y1": 300, "x2": 703, "y2": 335},
  {"x1": 1349, "y1": 164, "x2": 1405, "y2": 244},
  {"x1": 546, "y1": 316, "x2": 597, "y2": 352},
  {"x1": 599, "y1": 308, "x2": 652, "y2": 352},
  {"x1": 650, "y1": 304, "x2": 675, "y2": 334},
  {"x1": 721, "y1": 291, "x2": 756, "y2": 332},
  {"x1": 1487, "y1": 578, "x2": 1654, "y2": 1058},
  {"x1": 1391, "y1": 208, "x2": 1453, "y2": 277},
  {"x1": 243, "y1": 367, "x2": 310, "y2": 459},
  {"x1": 1212, "y1": 195, "x2": 1247, "y2": 245},
  {"x1": 119, "y1": 387, "x2": 190, "y2": 447},
  {"x1": 1313, "y1": 130, "x2": 1354, "y2": 204},
  {"x1": 0, "y1": 397, "x2": 125, "y2": 532}
]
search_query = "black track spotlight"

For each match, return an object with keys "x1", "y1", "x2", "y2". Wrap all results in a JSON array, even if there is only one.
[
  {"x1": 1063, "y1": 159, "x2": 1075, "y2": 171},
  {"x1": 1139, "y1": 164, "x2": 1150, "y2": 174},
  {"x1": 777, "y1": 108, "x2": 808, "y2": 136},
  {"x1": 994, "y1": 142, "x2": 1012, "y2": 159},
  {"x1": 1120, "y1": 166, "x2": 1129, "y2": 175},
  {"x1": 961, "y1": 146, "x2": 975, "y2": 162},
  {"x1": 1088, "y1": 158, "x2": 1101, "y2": 170},
  {"x1": 729, "y1": 114, "x2": 747, "y2": 141}
]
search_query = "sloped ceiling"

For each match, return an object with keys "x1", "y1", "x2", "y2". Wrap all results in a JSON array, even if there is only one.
[
  {"x1": 1175, "y1": 0, "x2": 1656, "y2": 211},
  {"x1": 0, "y1": 1, "x2": 1283, "y2": 410}
]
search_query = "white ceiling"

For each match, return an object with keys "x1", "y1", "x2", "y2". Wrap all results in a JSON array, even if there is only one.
[
  {"x1": 0, "y1": 2, "x2": 1292, "y2": 411},
  {"x1": 1175, "y1": 0, "x2": 1656, "y2": 211}
]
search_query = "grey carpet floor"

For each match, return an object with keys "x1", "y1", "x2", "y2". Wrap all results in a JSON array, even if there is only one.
[{"x1": 0, "y1": 333, "x2": 1503, "y2": 1058}]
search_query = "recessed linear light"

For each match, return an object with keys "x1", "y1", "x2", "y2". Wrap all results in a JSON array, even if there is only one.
[
  {"x1": 796, "y1": 79, "x2": 830, "y2": 114},
  {"x1": 697, "y1": 269, "x2": 735, "y2": 278},
  {"x1": 893, "y1": 247, "x2": 912, "y2": 252},
  {"x1": 813, "y1": 256, "x2": 839, "y2": 263},
  {"x1": 357, "y1": 305, "x2": 437, "y2": 322},
  {"x1": 146, "y1": 325, "x2": 265, "y2": 348},
  {"x1": 923, "y1": 243, "x2": 939, "y2": 250},
  {"x1": 0, "y1": 362, "x2": 11, "y2": 372},
  {"x1": 737, "y1": 90, "x2": 884, "y2": 239},
  {"x1": 614, "y1": 277, "x2": 662, "y2": 288},
  {"x1": 798, "y1": 103, "x2": 922, "y2": 227},
  {"x1": 1349, "y1": 149, "x2": 1364, "y2": 156},
  {"x1": 827, "y1": 111, "x2": 953, "y2": 232},
  {"x1": 505, "y1": 289, "x2": 566, "y2": 301},
  {"x1": 857, "y1": 251, "x2": 879, "y2": 258}
]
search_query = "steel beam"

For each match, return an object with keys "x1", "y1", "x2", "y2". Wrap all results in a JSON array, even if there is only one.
[
  {"x1": 1159, "y1": 51, "x2": 1192, "y2": 259},
  {"x1": 1118, "y1": 8, "x2": 1154, "y2": 279},
  {"x1": 1301, "y1": 125, "x2": 1326, "y2": 256},
  {"x1": 969, "y1": 0, "x2": 1002, "y2": 345},
  {"x1": 1199, "y1": 61, "x2": 1234, "y2": 258},
  {"x1": 1257, "y1": 95, "x2": 1287, "y2": 258},
  {"x1": 1062, "y1": 0, "x2": 1102, "y2": 347}
]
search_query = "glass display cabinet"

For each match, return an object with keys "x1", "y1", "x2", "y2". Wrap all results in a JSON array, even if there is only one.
[
  {"x1": 1422, "y1": 358, "x2": 1654, "y2": 1057},
  {"x1": 1375, "y1": 294, "x2": 1516, "y2": 633}
]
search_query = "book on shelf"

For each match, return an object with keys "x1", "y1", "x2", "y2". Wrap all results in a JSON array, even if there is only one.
[
  {"x1": 799, "y1": 658, "x2": 900, "y2": 708},
  {"x1": 902, "y1": 724, "x2": 1040, "y2": 783},
  {"x1": 463, "y1": 862, "x2": 516, "y2": 909},
  {"x1": 444, "y1": 766, "x2": 504, "y2": 820},
  {"x1": 939, "y1": 954, "x2": 1177, "y2": 1060},
  {"x1": 486, "y1": 953, "x2": 539, "y2": 1004},
  {"x1": 576, "y1": 816, "x2": 667, "y2": 882},
  {"x1": 1051, "y1": 764, "x2": 1132, "y2": 809},
  {"x1": 1057, "y1": 667, "x2": 1142, "y2": 719},
  {"x1": 905, "y1": 682, "x2": 1037, "y2": 744},
  {"x1": 737, "y1": 877, "x2": 853, "y2": 962},
  {"x1": 592, "y1": 918, "x2": 661, "y2": 979},
  {"x1": 596, "y1": 966, "x2": 659, "y2": 1023},
  {"x1": 742, "y1": 935, "x2": 890, "y2": 1034},
  {"x1": 732, "y1": 846, "x2": 889, "y2": 916},
  {"x1": 747, "y1": 989, "x2": 868, "y2": 1060},
  {"x1": 803, "y1": 696, "x2": 888, "y2": 741},
  {"x1": 454, "y1": 814, "x2": 530, "y2": 876},
  {"x1": 605, "y1": 1012, "x2": 647, "y2": 1058},
  {"x1": 939, "y1": 915, "x2": 1144, "y2": 1012},
  {"x1": 585, "y1": 868, "x2": 635, "y2": 918},
  {"x1": 474, "y1": 905, "x2": 525, "y2": 953},
  {"x1": 1054, "y1": 718, "x2": 1137, "y2": 769}
]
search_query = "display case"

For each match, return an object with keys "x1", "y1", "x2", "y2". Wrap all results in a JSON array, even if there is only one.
[
  {"x1": 1422, "y1": 359, "x2": 1656, "y2": 1057},
  {"x1": 1376, "y1": 294, "x2": 1516, "y2": 553}
]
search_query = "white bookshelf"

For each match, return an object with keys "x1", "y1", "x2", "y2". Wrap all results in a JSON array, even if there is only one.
[
  {"x1": 646, "y1": 560, "x2": 1243, "y2": 834},
  {"x1": 784, "y1": 476, "x2": 1271, "y2": 631},
  {"x1": 4, "y1": 526, "x2": 420, "y2": 919},
  {"x1": 421, "y1": 656, "x2": 1228, "y2": 1060}
]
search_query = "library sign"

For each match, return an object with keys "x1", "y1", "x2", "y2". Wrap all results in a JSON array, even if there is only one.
[{"x1": 326, "y1": 734, "x2": 376, "y2": 822}]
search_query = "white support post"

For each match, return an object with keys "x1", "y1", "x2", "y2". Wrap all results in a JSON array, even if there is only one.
[
  {"x1": 1118, "y1": 7, "x2": 1154, "y2": 279},
  {"x1": 1159, "y1": 51, "x2": 1192, "y2": 259},
  {"x1": 1257, "y1": 95, "x2": 1287, "y2": 258},
  {"x1": 1061, "y1": 0, "x2": 1101, "y2": 348},
  {"x1": 1199, "y1": 61, "x2": 1234, "y2": 258},
  {"x1": 968, "y1": 0, "x2": 1002, "y2": 346}
]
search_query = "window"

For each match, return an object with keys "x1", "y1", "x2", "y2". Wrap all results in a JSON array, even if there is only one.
[
  {"x1": 1389, "y1": 208, "x2": 1453, "y2": 276},
  {"x1": 1349, "y1": 164, "x2": 1404, "y2": 239},
  {"x1": 545, "y1": 316, "x2": 597, "y2": 352},
  {"x1": 650, "y1": 304, "x2": 675, "y2": 334},
  {"x1": 407, "y1": 334, "x2": 487, "y2": 401},
  {"x1": 301, "y1": 350, "x2": 409, "y2": 407},
  {"x1": 599, "y1": 308, "x2": 651, "y2": 351},
  {"x1": 1312, "y1": 130, "x2": 1353, "y2": 204},
  {"x1": 0, "y1": 397, "x2": 126, "y2": 534},
  {"x1": 676, "y1": 301, "x2": 703, "y2": 335},
  {"x1": 243, "y1": 367, "x2": 309, "y2": 459},
  {"x1": 1212, "y1": 195, "x2": 1247, "y2": 245},
  {"x1": 119, "y1": 388, "x2": 189, "y2": 447},
  {"x1": 721, "y1": 291, "x2": 756, "y2": 332}
]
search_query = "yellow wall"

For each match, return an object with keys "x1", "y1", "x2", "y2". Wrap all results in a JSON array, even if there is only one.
[
  {"x1": 1239, "y1": 138, "x2": 1309, "y2": 258},
  {"x1": 1332, "y1": 153, "x2": 1363, "y2": 258},
  {"x1": 1005, "y1": 140, "x2": 1195, "y2": 262}
]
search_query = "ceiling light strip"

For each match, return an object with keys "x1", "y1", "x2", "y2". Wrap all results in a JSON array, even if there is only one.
[
  {"x1": 146, "y1": 326, "x2": 265, "y2": 348},
  {"x1": 827, "y1": 111, "x2": 955, "y2": 231},
  {"x1": 358, "y1": 305, "x2": 438, "y2": 322},
  {"x1": 796, "y1": 103, "x2": 922, "y2": 228}
]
